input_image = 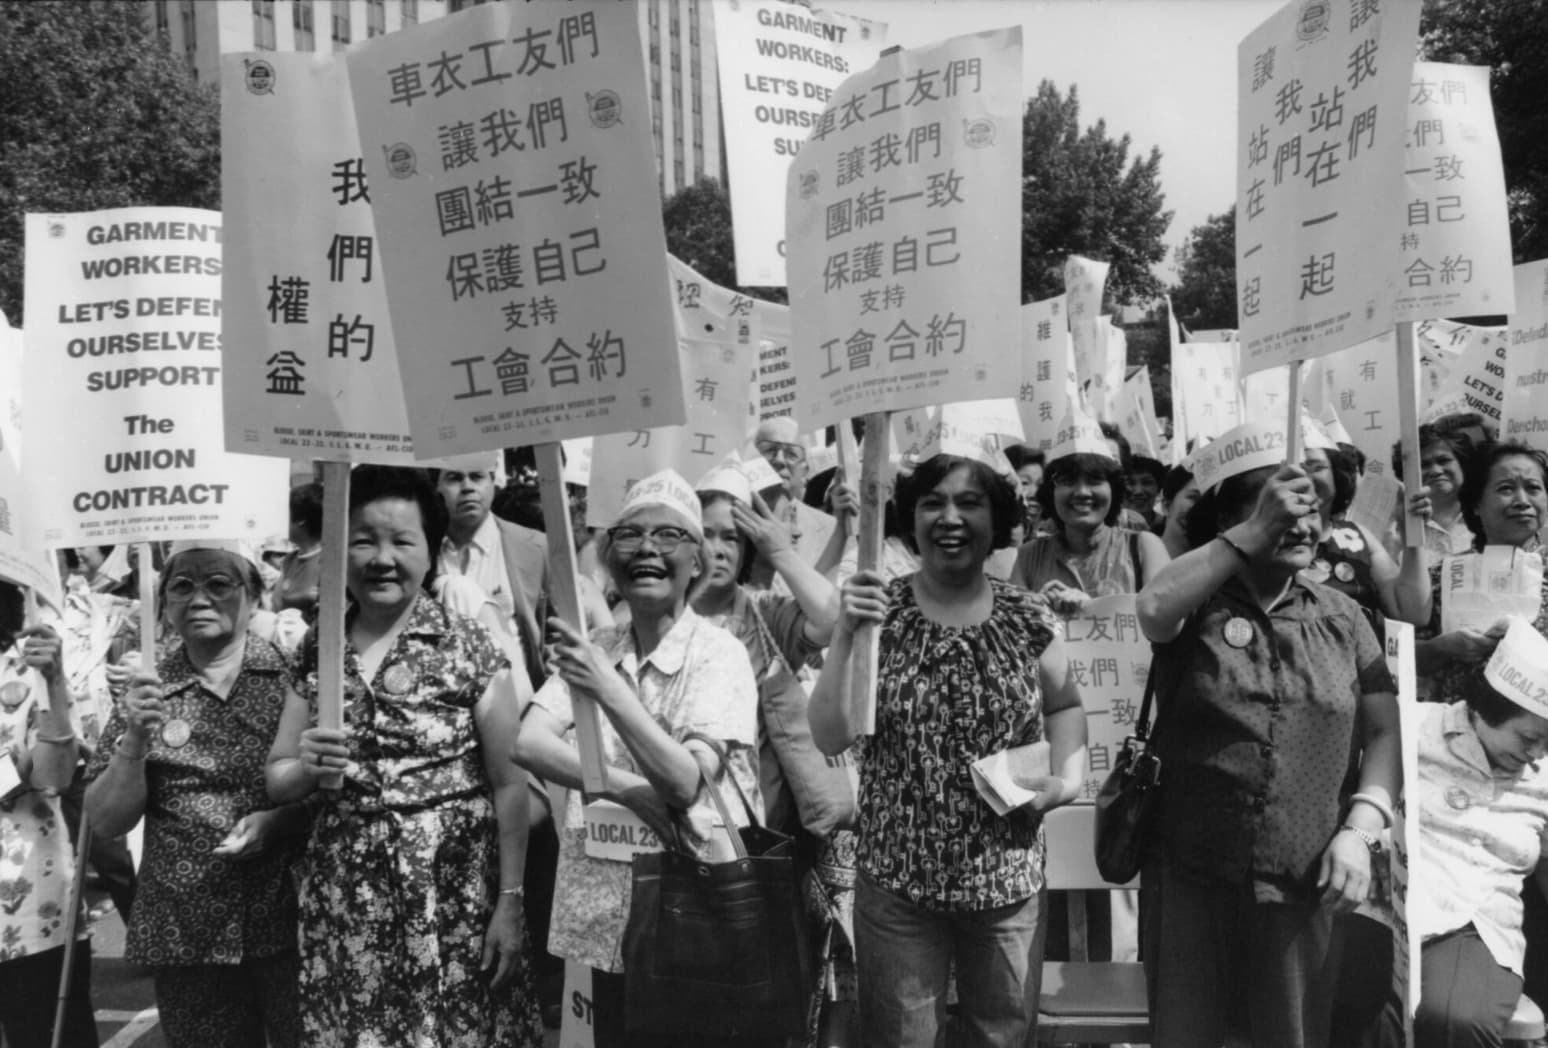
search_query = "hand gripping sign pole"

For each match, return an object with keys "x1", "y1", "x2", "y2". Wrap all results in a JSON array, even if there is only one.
[
  {"x1": 536, "y1": 443, "x2": 608, "y2": 794},
  {"x1": 846, "y1": 413, "x2": 889, "y2": 735},
  {"x1": 312, "y1": 462, "x2": 352, "y2": 791}
]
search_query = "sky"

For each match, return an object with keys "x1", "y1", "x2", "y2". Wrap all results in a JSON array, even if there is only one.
[{"x1": 838, "y1": 0, "x2": 1286, "y2": 281}]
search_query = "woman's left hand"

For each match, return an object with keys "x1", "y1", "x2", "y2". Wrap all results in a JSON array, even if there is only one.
[
  {"x1": 732, "y1": 492, "x2": 795, "y2": 559},
  {"x1": 1317, "y1": 829, "x2": 1372, "y2": 913},
  {"x1": 480, "y1": 895, "x2": 525, "y2": 991},
  {"x1": 18, "y1": 626, "x2": 65, "y2": 684},
  {"x1": 213, "y1": 811, "x2": 278, "y2": 860},
  {"x1": 1040, "y1": 581, "x2": 1091, "y2": 617}
]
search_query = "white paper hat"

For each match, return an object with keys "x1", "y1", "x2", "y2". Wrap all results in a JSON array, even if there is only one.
[
  {"x1": 1188, "y1": 422, "x2": 1290, "y2": 493},
  {"x1": 738, "y1": 452, "x2": 785, "y2": 494},
  {"x1": 1486, "y1": 617, "x2": 1548, "y2": 720},
  {"x1": 166, "y1": 539, "x2": 264, "y2": 575},
  {"x1": 1045, "y1": 408, "x2": 1116, "y2": 466},
  {"x1": 695, "y1": 461, "x2": 753, "y2": 505},
  {"x1": 614, "y1": 469, "x2": 703, "y2": 540},
  {"x1": 1318, "y1": 406, "x2": 1353, "y2": 447}
]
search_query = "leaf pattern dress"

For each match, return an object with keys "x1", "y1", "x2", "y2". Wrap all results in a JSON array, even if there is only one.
[{"x1": 291, "y1": 594, "x2": 542, "y2": 1048}]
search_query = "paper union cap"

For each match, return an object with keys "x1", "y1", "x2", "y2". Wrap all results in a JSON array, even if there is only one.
[
  {"x1": 1485, "y1": 617, "x2": 1548, "y2": 720},
  {"x1": 1045, "y1": 409, "x2": 1115, "y2": 466},
  {"x1": 1299, "y1": 411, "x2": 1338, "y2": 453},
  {"x1": 614, "y1": 469, "x2": 703, "y2": 540},
  {"x1": 1318, "y1": 406, "x2": 1353, "y2": 447},
  {"x1": 738, "y1": 453, "x2": 785, "y2": 494},
  {"x1": 695, "y1": 462, "x2": 752, "y2": 505},
  {"x1": 1189, "y1": 422, "x2": 1289, "y2": 493},
  {"x1": 166, "y1": 539, "x2": 263, "y2": 575}
]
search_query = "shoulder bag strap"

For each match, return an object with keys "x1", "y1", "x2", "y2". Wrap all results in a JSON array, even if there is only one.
[{"x1": 682, "y1": 730, "x2": 761, "y2": 833}]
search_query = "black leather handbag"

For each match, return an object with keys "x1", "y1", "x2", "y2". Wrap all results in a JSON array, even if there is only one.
[{"x1": 1093, "y1": 661, "x2": 1162, "y2": 883}]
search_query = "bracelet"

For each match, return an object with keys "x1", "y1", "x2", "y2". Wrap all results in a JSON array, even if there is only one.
[
  {"x1": 1339, "y1": 824, "x2": 1383, "y2": 855},
  {"x1": 1349, "y1": 792, "x2": 1394, "y2": 829},
  {"x1": 498, "y1": 886, "x2": 525, "y2": 898},
  {"x1": 1216, "y1": 533, "x2": 1252, "y2": 562},
  {"x1": 34, "y1": 731, "x2": 76, "y2": 746}
]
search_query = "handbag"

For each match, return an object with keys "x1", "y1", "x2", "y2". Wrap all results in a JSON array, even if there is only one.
[
  {"x1": 621, "y1": 733, "x2": 814, "y2": 1038},
  {"x1": 1093, "y1": 657, "x2": 1163, "y2": 883}
]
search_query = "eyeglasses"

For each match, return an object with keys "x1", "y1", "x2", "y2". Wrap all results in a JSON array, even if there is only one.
[
  {"x1": 165, "y1": 575, "x2": 242, "y2": 602},
  {"x1": 607, "y1": 526, "x2": 698, "y2": 554},
  {"x1": 755, "y1": 440, "x2": 807, "y2": 464}
]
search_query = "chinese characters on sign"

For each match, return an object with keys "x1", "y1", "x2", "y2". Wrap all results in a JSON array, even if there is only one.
[
  {"x1": 222, "y1": 53, "x2": 415, "y2": 463},
  {"x1": 1015, "y1": 295, "x2": 1072, "y2": 451},
  {"x1": 1304, "y1": 329, "x2": 1400, "y2": 478},
  {"x1": 713, "y1": 1, "x2": 887, "y2": 287},
  {"x1": 1060, "y1": 595, "x2": 1151, "y2": 805},
  {"x1": 21, "y1": 208, "x2": 288, "y2": 547},
  {"x1": 348, "y1": 4, "x2": 681, "y2": 458},
  {"x1": 1235, "y1": 0, "x2": 1421, "y2": 373},
  {"x1": 1395, "y1": 63, "x2": 1514, "y2": 323},
  {"x1": 786, "y1": 27, "x2": 1023, "y2": 432}
]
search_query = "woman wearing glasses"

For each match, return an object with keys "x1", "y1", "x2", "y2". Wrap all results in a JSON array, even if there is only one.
[
  {"x1": 85, "y1": 540, "x2": 310, "y2": 1048},
  {"x1": 512, "y1": 469, "x2": 765, "y2": 1048},
  {"x1": 266, "y1": 466, "x2": 542, "y2": 1048}
]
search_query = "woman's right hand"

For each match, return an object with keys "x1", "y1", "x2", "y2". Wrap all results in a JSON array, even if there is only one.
[
  {"x1": 1243, "y1": 463, "x2": 1318, "y2": 545},
  {"x1": 1435, "y1": 621, "x2": 1509, "y2": 663},
  {"x1": 837, "y1": 569, "x2": 889, "y2": 638},
  {"x1": 297, "y1": 727, "x2": 351, "y2": 787},
  {"x1": 121, "y1": 672, "x2": 166, "y2": 747}
]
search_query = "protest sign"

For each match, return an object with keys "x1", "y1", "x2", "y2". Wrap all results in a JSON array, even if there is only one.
[
  {"x1": 754, "y1": 300, "x2": 796, "y2": 419},
  {"x1": 1305, "y1": 331, "x2": 1401, "y2": 478},
  {"x1": 1384, "y1": 620, "x2": 1420, "y2": 1033},
  {"x1": 1061, "y1": 595, "x2": 1151, "y2": 804},
  {"x1": 1015, "y1": 295, "x2": 1070, "y2": 452},
  {"x1": 890, "y1": 399, "x2": 1021, "y2": 464},
  {"x1": 1395, "y1": 63, "x2": 1514, "y2": 323},
  {"x1": 1065, "y1": 254, "x2": 1110, "y2": 396},
  {"x1": 0, "y1": 318, "x2": 62, "y2": 606},
  {"x1": 1420, "y1": 323, "x2": 1508, "y2": 427},
  {"x1": 22, "y1": 208, "x2": 287, "y2": 548},
  {"x1": 786, "y1": 26, "x2": 1024, "y2": 430},
  {"x1": 1235, "y1": 1, "x2": 1420, "y2": 372},
  {"x1": 1440, "y1": 546, "x2": 1545, "y2": 634},
  {"x1": 558, "y1": 961, "x2": 595, "y2": 1048},
  {"x1": 1117, "y1": 366, "x2": 1162, "y2": 460},
  {"x1": 1091, "y1": 316, "x2": 1127, "y2": 423},
  {"x1": 348, "y1": 4, "x2": 682, "y2": 459},
  {"x1": 713, "y1": 0, "x2": 887, "y2": 287},
  {"x1": 1502, "y1": 260, "x2": 1548, "y2": 454},
  {"x1": 668, "y1": 255, "x2": 761, "y2": 349},
  {"x1": 222, "y1": 53, "x2": 414, "y2": 463},
  {"x1": 1172, "y1": 340, "x2": 1243, "y2": 445}
]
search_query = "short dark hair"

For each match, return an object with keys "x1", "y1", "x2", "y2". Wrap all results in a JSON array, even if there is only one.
[
  {"x1": 1464, "y1": 671, "x2": 1533, "y2": 728},
  {"x1": 348, "y1": 465, "x2": 448, "y2": 588},
  {"x1": 1129, "y1": 455, "x2": 1166, "y2": 486},
  {"x1": 1183, "y1": 464, "x2": 1277, "y2": 550},
  {"x1": 1161, "y1": 464, "x2": 1195, "y2": 503},
  {"x1": 1460, "y1": 441, "x2": 1548, "y2": 551},
  {"x1": 1325, "y1": 445, "x2": 1360, "y2": 519},
  {"x1": 1003, "y1": 444, "x2": 1045, "y2": 472},
  {"x1": 1036, "y1": 453, "x2": 1129, "y2": 532},
  {"x1": 0, "y1": 580, "x2": 24, "y2": 648},
  {"x1": 697, "y1": 490, "x2": 755, "y2": 585},
  {"x1": 1390, "y1": 422, "x2": 1479, "y2": 482},
  {"x1": 289, "y1": 482, "x2": 324, "y2": 542},
  {"x1": 894, "y1": 454, "x2": 1019, "y2": 552}
]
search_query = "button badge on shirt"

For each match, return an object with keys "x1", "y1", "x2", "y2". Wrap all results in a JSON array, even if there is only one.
[
  {"x1": 381, "y1": 663, "x2": 414, "y2": 696},
  {"x1": 1333, "y1": 561, "x2": 1356, "y2": 583},
  {"x1": 161, "y1": 718, "x2": 192, "y2": 748},
  {"x1": 1444, "y1": 786, "x2": 1472, "y2": 811},
  {"x1": 1223, "y1": 617, "x2": 1254, "y2": 649}
]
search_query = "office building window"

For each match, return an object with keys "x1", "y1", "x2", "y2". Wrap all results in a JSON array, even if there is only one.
[
  {"x1": 153, "y1": 0, "x2": 169, "y2": 35},
  {"x1": 670, "y1": 49, "x2": 679, "y2": 71},
  {"x1": 367, "y1": 0, "x2": 386, "y2": 36},
  {"x1": 674, "y1": 157, "x2": 685, "y2": 188},
  {"x1": 252, "y1": 0, "x2": 276, "y2": 50},
  {"x1": 672, "y1": 85, "x2": 682, "y2": 109},
  {"x1": 647, "y1": 0, "x2": 658, "y2": 28},
  {"x1": 692, "y1": 93, "x2": 701, "y2": 114},
  {"x1": 694, "y1": 143, "x2": 704, "y2": 179},
  {"x1": 402, "y1": 0, "x2": 418, "y2": 25},
  {"x1": 650, "y1": 43, "x2": 659, "y2": 64},
  {"x1": 293, "y1": 0, "x2": 314, "y2": 50},
  {"x1": 181, "y1": 1, "x2": 198, "y2": 69},
  {"x1": 332, "y1": 3, "x2": 352, "y2": 49}
]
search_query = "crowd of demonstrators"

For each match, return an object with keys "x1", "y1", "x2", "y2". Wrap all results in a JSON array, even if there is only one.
[{"x1": 14, "y1": 405, "x2": 1548, "y2": 1048}]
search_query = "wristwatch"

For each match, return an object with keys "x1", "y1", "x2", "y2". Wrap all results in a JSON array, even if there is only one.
[{"x1": 1340, "y1": 824, "x2": 1383, "y2": 855}]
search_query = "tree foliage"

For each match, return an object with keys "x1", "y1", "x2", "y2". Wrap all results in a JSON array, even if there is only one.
[
  {"x1": 1021, "y1": 80, "x2": 1173, "y2": 306},
  {"x1": 660, "y1": 177, "x2": 786, "y2": 303},
  {"x1": 1169, "y1": 207, "x2": 1238, "y2": 331},
  {"x1": 1421, "y1": 0, "x2": 1548, "y2": 263},
  {"x1": 0, "y1": 1, "x2": 220, "y2": 324}
]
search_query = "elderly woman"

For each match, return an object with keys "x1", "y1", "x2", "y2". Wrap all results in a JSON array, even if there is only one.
[
  {"x1": 810, "y1": 452, "x2": 1088, "y2": 1048},
  {"x1": 266, "y1": 466, "x2": 541, "y2": 1048},
  {"x1": 511, "y1": 469, "x2": 764, "y2": 1048},
  {"x1": 0, "y1": 583, "x2": 94, "y2": 1048},
  {"x1": 1392, "y1": 420, "x2": 1483, "y2": 558},
  {"x1": 85, "y1": 540, "x2": 308, "y2": 1048},
  {"x1": 1410, "y1": 441, "x2": 1548, "y2": 703},
  {"x1": 1135, "y1": 430, "x2": 1401, "y2": 1048}
]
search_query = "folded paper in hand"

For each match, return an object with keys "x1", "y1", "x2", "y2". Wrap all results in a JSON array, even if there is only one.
[{"x1": 970, "y1": 741, "x2": 1051, "y2": 816}]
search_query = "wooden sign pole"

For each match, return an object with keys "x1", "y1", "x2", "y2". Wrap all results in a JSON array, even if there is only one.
[
  {"x1": 136, "y1": 543, "x2": 156, "y2": 669},
  {"x1": 1285, "y1": 362, "x2": 1304, "y2": 466},
  {"x1": 1395, "y1": 321, "x2": 1427, "y2": 548},
  {"x1": 313, "y1": 461, "x2": 351, "y2": 791},
  {"x1": 535, "y1": 442, "x2": 608, "y2": 794},
  {"x1": 848, "y1": 412, "x2": 889, "y2": 736}
]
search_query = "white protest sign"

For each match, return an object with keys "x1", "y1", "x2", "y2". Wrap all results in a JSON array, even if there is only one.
[
  {"x1": 1235, "y1": 1, "x2": 1420, "y2": 373},
  {"x1": 1440, "y1": 546, "x2": 1545, "y2": 634},
  {"x1": 713, "y1": 0, "x2": 887, "y2": 287},
  {"x1": 668, "y1": 255, "x2": 762, "y2": 349},
  {"x1": 1092, "y1": 316, "x2": 1127, "y2": 423},
  {"x1": 1384, "y1": 620, "x2": 1420, "y2": 1031},
  {"x1": 580, "y1": 799, "x2": 667, "y2": 862},
  {"x1": 348, "y1": 4, "x2": 682, "y2": 458},
  {"x1": 222, "y1": 53, "x2": 414, "y2": 463},
  {"x1": 1502, "y1": 260, "x2": 1548, "y2": 454},
  {"x1": 558, "y1": 961, "x2": 595, "y2": 1048},
  {"x1": 1305, "y1": 331, "x2": 1401, "y2": 478},
  {"x1": 1243, "y1": 362, "x2": 1296, "y2": 429},
  {"x1": 1395, "y1": 63, "x2": 1514, "y2": 323},
  {"x1": 1172, "y1": 340, "x2": 1243, "y2": 445},
  {"x1": 1117, "y1": 366, "x2": 1162, "y2": 460},
  {"x1": 587, "y1": 337, "x2": 753, "y2": 527},
  {"x1": 786, "y1": 27, "x2": 1023, "y2": 430},
  {"x1": 890, "y1": 399, "x2": 1021, "y2": 466},
  {"x1": 1065, "y1": 254, "x2": 1110, "y2": 395},
  {"x1": 22, "y1": 209, "x2": 287, "y2": 548},
  {"x1": 0, "y1": 319, "x2": 62, "y2": 605},
  {"x1": 1163, "y1": 296, "x2": 1191, "y2": 463},
  {"x1": 1421, "y1": 324, "x2": 1508, "y2": 428},
  {"x1": 1015, "y1": 295, "x2": 1070, "y2": 452},
  {"x1": 1060, "y1": 595, "x2": 1151, "y2": 805},
  {"x1": 753, "y1": 300, "x2": 795, "y2": 419}
]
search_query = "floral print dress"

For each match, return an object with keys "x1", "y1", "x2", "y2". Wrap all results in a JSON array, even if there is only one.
[{"x1": 292, "y1": 594, "x2": 542, "y2": 1048}]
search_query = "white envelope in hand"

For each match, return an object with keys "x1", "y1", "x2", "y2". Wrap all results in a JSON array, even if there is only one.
[{"x1": 970, "y1": 741, "x2": 1052, "y2": 816}]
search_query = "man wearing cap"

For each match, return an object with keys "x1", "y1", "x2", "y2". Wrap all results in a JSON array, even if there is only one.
[{"x1": 1394, "y1": 618, "x2": 1548, "y2": 1047}]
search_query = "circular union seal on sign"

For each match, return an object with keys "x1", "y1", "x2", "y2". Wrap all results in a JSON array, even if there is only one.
[
  {"x1": 383, "y1": 143, "x2": 417, "y2": 180},
  {"x1": 798, "y1": 170, "x2": 820, "y2": 200},
  {"x1": 587, "y1": 90, "x2": 622, "y2": 129},
  {"x1": 1296, "y1": 0, "x2": 1331, "y2": 42},
  {"x1": 245, "y1": 58, "x2": 276, "y2": 95},
  {"x1": 963, "y1": 117, "x2": 995, "y2": 148},
  {"x1": 47, "y1": 221, "x2": 66, "y2": 239}
]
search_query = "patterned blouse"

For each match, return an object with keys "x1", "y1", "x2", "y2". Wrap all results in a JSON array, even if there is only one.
[
  {"x1": 85, "y1": 635, "x2": 300, "y2": 966},
  {"x1": 858, "y1": 577, "x2": 1066, "y2": 910},
  {"x1": 0, "y1": 651, "x2": 84, "y2": 962},
  {"x1": 291, "y1": 592, "x2": 507, "y2": 813},
  {"x1": 531, "y1": 608, "x2": 760, "y2": 972},
  {"x1": 1010, "y1": 526, "x2": 1142, "y2": 599}
]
